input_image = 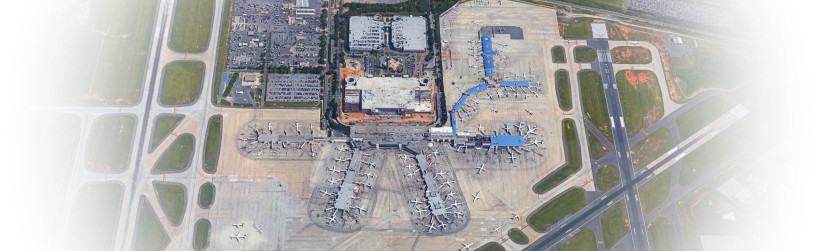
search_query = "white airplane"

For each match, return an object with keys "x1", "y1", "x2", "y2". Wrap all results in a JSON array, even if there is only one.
[
  {"x1": 352, "y1": 205, "x2": 368, "y2": 213},
  {"x1": 525, "y1": 109, "x2": 534, "y2": 115},
  {"x1": 491, "y1": 226, "x2": 501, "y2": 233},
  {"x1": 426, "y1": 223, "x2": 436, "y2": 232},
  {"x1": 472, "y1": 191, "x2": 482, "y2": 202},
  {"x1": 253, "y1": 223, "x2": 263, "y2": 234},
  {"x1": 439, "y1": 222, "x2": 448, "y2": 229},
  {"x1": 336, "y1": 146, "x2": 348, "y2": 153},
  {"x1": 440, "y1": 180, "x2": 455, "y2": 188},
  {"x1": 502, "y1": 124, "x2": 512, "y2": 134},
  {"x1": 461, "y1": 243, "x2": 474, "y2": 251},
  {"x1": 359, "y1": 171, "x2": 376, "y2": 178},
  {"x1": 257, "y1": 150, "x2": 263, "y2": 156},
  {"x1": 412, "y1": 208, "x2": 428, "y2": 216},
  {"x1": 230, "y1": 233, "x2": 247, "y2": 242},
  {"x1": 327, "y1": 215, "x2": 337, "y2": 224},
  {"x1": 514, "y1": 92, "x2": 519, "y2": 98},
  {"x1": 405, "y1": 172, "x2": 416, "y2": 178},
  {"x1": 476, "y1": 124, "x2": 484, "y2": 134},
  {"x1": 327, "y1": 167, "x2": 343, "y2": 173},
  {"x1": 363, "y1": 162, "x2": 376, "y2": 168},
  {"x1": 409, "y1": 199, "x2": 424, "y2": 206},
  {"x1": 491, "y1": 108, "x2": 498, "y2": 113},
  {"x1": 405, "y1": 164, "x2": 416, "y2": 170},
  {"x1": 445, "y1": 192, "x2": 458, "y2": 200},
  {"x1": 508, "y1": 155, "x2": 518, "y2": 163},
  {"x1": 232, "y1": 222, "x2": 244, "y2": 228},
  {"x1": 326, "y1": 179, "x2": 342, "y2": 185},
  {"x1": 353, "y1": 182, "x2": 372, "y2": 188},
  {"x1": 526, "y1": 125, "x2": 538, "y2": 135},
  {"x1": 434, "y1": 171, "x2": 447, "y2": 178},
  {"x1": 334, "y1": 157, "x2": 351, "y2": 162},
  {"x1": 294, "y1": 121, "x2": 300, "y2": 130},
  {"x1": 531, "y1": 138, "x2": 543, "y2": 146},
  {"x1": 432, "y1": 150, "x2": 443, "y2": 156},
  {"x1": 400, "y1": 155, "x2": 410, "y2": 161},
  {"x1": 511, "y1": 214, "x2": 521, "y2": 221},
  {"x1": 450, "y1": 201, "x2": 464, "y2": 208},
  {"x1": 475, "y1": 164, "x2": 485, "y2": 174},
  {"x1": 267, "y1": 122, "x2": 272, "y2": 131},
  {"x1": 319, "y1": 189, "x2": 335, "y2": 196}
]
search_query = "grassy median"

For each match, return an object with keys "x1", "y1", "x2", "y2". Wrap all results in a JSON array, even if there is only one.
[
  {"x1": 528, "y1": 188, "x2": 586, "y2": 232},
  {"x1": 533, "y1": 119, "x2": 581, "y2": 194},
  {"x1": 203, "y1": 115, "x2": 222, "y2": 173},
  {"x1": 155, "y1": 183, "x2": 186, "y2": 225},
  {"x1": 169, "y1": 0, "x2": 214, "y2": 52},
  {"x1": 153, "y1": 134, "x2": 195, "y2": 173},
  {"x1": 86, "y1": 115, "x2": 135, "y2": 172}
]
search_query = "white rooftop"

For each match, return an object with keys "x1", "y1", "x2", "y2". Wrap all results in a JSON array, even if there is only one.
[
  {"x1": 347, "y1": 77, "x2": 431, "y2": 112},
  {"x1": 591, "y1": 23, "x2": 608, "y2": 39}
]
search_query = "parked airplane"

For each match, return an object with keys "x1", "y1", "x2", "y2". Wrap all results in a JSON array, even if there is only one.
[
  {"x1": 475, "y1": 164, "x2": 485, "y2": 174},
  {"x1": 326, "y1": 179, "x2": 342, "y2": 185},
  {"x1": 461, "y1": 243, "x2": 474, "y2": 251},
  {"x1": 405, "y1": 172, "x2": 416, "y2": 178},
  {"x1": 525, "y1": 109, "x2": 534, "y2": 115},
  {"x1": 230, "y1": 233, "x2": 247, "y2": 242},
  {"x1": 508, "y1": 155, "x2": 518, "y2": 163},
  {"x1": 319, "y1": 189, "x2": 335, "y2": 196},
  {"x1": 253, "y1": 223, "x2": 263, "y2": 234},
  {"x1": 363, "y1": 162, "x2": 377, "y2": 168},
  {"x1": 334, "y1": 157, "x2": 351, "y2": 162},
  {"x1": 526, "y1": 125, "x2": 538, "y2": 135},
  {"x1": 405, "y1": 164, "x2": 416, "y2": 170},
  {"x1": 267, "y1": 122, "x2": 272, "y2": 131},
  {"x1": 434, "y1": 171, "x2": 447, "y2": 178},
  {"x1": 400, "y1": 155, "x2": 410, "y2": 161},
  {"x1": 327, "y1": 167, "x2": 343, "y2": 173},
  {"x1": 440, "y1": 180, "x2": 455, "y2": 188},
  {"x1": 472, "y1": 191, "x2": 483, "y2": 202},
  {"x1": 412, "y1": 207, "x2": 428, "y2": 216},
  {"x1": 232, "y1": 222, "x2": 244, "y2": 228},
  {"x1": 491, "y1": 226, "x2": 501, "y2": 233},
  {"x1": 511, "y1": 214, "x2": 521, "y2": 221},
  {"x1": 409, "y1": 198, "x2": 423, "y2": 206},
  {"x1": 327, "y1": 215, "x2": 337, "y2": 225},
  {"x1": 450, "y1": 201, "x2": 464, "y2": 208},
  {"x1": 502, "y1": 124, "x2": 512, "y2": 134},
  {"x1": 336, "y1": 147, "x2": 348, "y2": 153}
]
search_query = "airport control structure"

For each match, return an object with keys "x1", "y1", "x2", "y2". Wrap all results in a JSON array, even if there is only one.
[{"x1": 237, "y1": 26, "x2": 545, "y2": 235}]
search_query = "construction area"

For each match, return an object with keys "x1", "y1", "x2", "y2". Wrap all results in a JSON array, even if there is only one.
[{"x1": 339, "y1": 76, "x2": 438, "y2": 124}]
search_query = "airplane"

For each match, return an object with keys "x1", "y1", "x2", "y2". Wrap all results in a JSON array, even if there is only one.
[
  {"x1": 491, "y1": 108, "x2": 498, "y2": 113},
  {"x1": 327, "y1": 215, "x2": 337, "y2": 225},
  {"x1": 327, "y1": 167, "x2": 343, "y2": 173},
  {"x1": 511, "y1": 214, "x2": 521, "y2": 221},
  {"x1": 257, "y1": 150, "x2": 263, "y2": 156},
  {"x1": 475, "y1": 164, "x2": 485, "y2": 174},
  {"x1": 363, "y1": 162, "x2": 377, "y2": 168},
  {"x1": 491, "y1": 226, "x2": 501, "y2": 233},
  {"x1": 405, "y1": 164, "x2": 416, "y2": 170},
  {"x1": 525, "y1": 109, "x2": 534, "y2": 115},
  {"x1": 353, "y1": 182, "x2": 373, "y2": 188},
  {"x1": 508, "y1": 155, "x2": 518, "y2": 163},
  {"x1": 514, "y1": 123, "x2": 525, "y2": 134},
  {"x1": 334, "y1": 157, "x2": 351, "y2": 162},
  {"x1": 294, "y1": 121, "x2": 300, "y2": 130},
  {"x1": 531, "y1": 138, "x2": 543, "y2": 146},
  {"x1": 336, "y1": 146, "x2": 348, "y2": 153},
  {"x1": 434, "y1": 171, "x2": 447, "y2": 178},
  {"x1": 405, "y1": 172, "x2": 416, "y2": 178},
  {"x1": 526, "y1": 125, "x2": 538, "y2": 135},
  {"x1": 352, "y1": 205, "x2": 368, "y2": 213},
  {"x1": 514, "y1": 92, "x2": 519, "y2": 98},
  {"x1": 409, "y1": 199, "x2": 424, "y2": 206},
  {"x1": 450, "y1": 201, "x2": 464, "y2": 208},
  {"x1": 253, "y1": 223, "x2": 263, "y2": 234},
  {"x1": 230, "y1": 233, "x2": 247, "y2": 243},
  {"x1": 476, "y1": 124, "x2": 484, "y2": 134},
  {"x1": 400, "y1": 155, "x2": 410, "y2": 161},
  {"x1": 426, "y1": 223, "x2": 436, "y2": 232},
  {"x1": 232, "y1": 222, "x2": 244, "y2": 228},
  {"x1": 445, "y1": 192, "x2": 458, "y2": 200},
  {"x1": 412, "y1": 207, "x2": 428, "y2": 216},
  {"x1": 460, "y1": 243, "x2": 474, "y2": 251},
  {"x1": 319, "y1": 189, "x2": 335, "y2": 196},
  {"x1": 359, "y1": 171, "x2": 376, "y2": 178},
  {"x1": 439, "y1": 222, "x2": 448, "y2": 229},
  {"x1": 432, "y1": 150, "x2": 443, "y2": 156},
  {"x1": 502, "y1": 124, "x2": 512, "y2": 134},
  {"x1": 472, "y1": 191, "x2": 482, "y2": 202},
  {"x1": 326, "y1": 179, "x2": 342, "y2": 185},
  {"x1": 487, "y1": 92, "x2": 494, "y2": 100},
  {"x1": 440, "y1": 180, "x2": 455, "y2": 188},
  {"x1": 267, "y1": 122, "x2": 272, "y2": 131}
]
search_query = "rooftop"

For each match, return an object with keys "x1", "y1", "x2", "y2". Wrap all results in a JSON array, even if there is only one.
[{"x1": 346, "y1": 77, "x2": 432, "y2": 113}]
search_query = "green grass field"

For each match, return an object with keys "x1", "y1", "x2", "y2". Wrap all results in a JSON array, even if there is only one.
[
  {"x1": 66, "y1": 183, "x2": 123, "y2": 251},
  {"x1": 87, "y1": 115, "x2": 136, "y2": 172},
  {"x1": 579, "y1": 70, "x2": 613, "y2": 142},
  {"x1": 631, "y1": 127, "x2": 675, "y2": 171},
  {"x1": 639, "y1": 170, "x2": 672, "y2": 214},
  {"x1": 560, "y1": 19, "x2": 592, "y2": 39},
  {"x1": 79, "y1": 0, "x2": 159, "y2": 105},
  {"x1": 169, "y1": 0, "x2": 214, "y2": 52},
  {"x1": 160, "y1": 62, "x2": 205, "y2": 105},
  {"x1": 672, "y1": 47, "x2": 744, "y2": 96},
  {"x1": 155, "y1": 183, "x2": 186, "y2": 225},
  {"x1": 575, "y1": 47, "x2": 597, "y2": 62},
  {"x1": 595, "y1": 165, "x2": 620, "y2": 191},
  {"x1": 528, "y1": 188, "x2": 586, "y2": 232},
  {"x1": 676, "y1": 97, "x2": 731, "y2": 139},
  {"x1": 587, "y1": 130, "x2": 610, "y2": 160},
  {"x1": 476, "y1": 242, "x2": 505, "y2": 251},
  {"x1": 198, "y1": 182, "x2": 215, "y2": 208},
  {"x1": 508, "y1": 228, "x2": 528, "y2": 244},
  {"x1": 552, "y1": 46, "x2": 567, "y2": 63},
  {"x1": 134, "y1": 198, "x2": 169, "y2": 251},
  {"x1": 557, "y1": 227, "x2": 596, "y2": 251},
  {"x1": 212, "y1": 0, "x2": 236, "y2": 104},
  {"x1": 150, "y1": 115, "x2": 183, "y2": 152},
  {"x1": 611, "y1": 46, "x2": 652, "y2": 64},
  {"x1": 203, "y1": 115, "x2": 222, "y2": 173},
  {"x1": 533, "y1": 120, "x2": 581, "y2": 194},
  {"x1": 680, "y1": 134, "x2": 736, "y2": 186},
  {"x1": 555, "y1": 70, "x2": 572, "y2": 111},
  {"x1": 193, "y1": 219, "x2": 211, "y2": 250},
  {"x1": 647, "y1": 217, "x2": 679, "y2": 251},
  {"x1": 153, "y1": 134, "x2": 195, "y2": 173},
  {"x1": 601, "y1": 201, "x2": 629, "y2": 249},
  {"x1": 615, "y1": 70, "x2": 663, "y2": 136}
]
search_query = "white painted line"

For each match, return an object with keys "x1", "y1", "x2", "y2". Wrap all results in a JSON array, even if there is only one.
[
  {"x1": 667, "y1": 147, "x2": 678, "y2": 155},
  {"x1": 674, "y1": 152, "x2": 687, "y2": 161},
  {"x1": 619, "y1": 117, "x2": 625, "y2": 127},
  {"x1": 610, "y1": 117, "x2": 615, "y2": 128}
]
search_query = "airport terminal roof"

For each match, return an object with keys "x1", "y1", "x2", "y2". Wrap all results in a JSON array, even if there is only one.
[
  {"x1": 490, "y1": 135, "x2": 526, "y2": 146},
  {"x1": 347, "y1": 77, "x2": 432, "y2": 112},
  {"x1": 499, "y1": 81, "x2": 530, "y2": 87},
  {"x1": 481, "y1": 36, "x2": 495, "y2": 77}
]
